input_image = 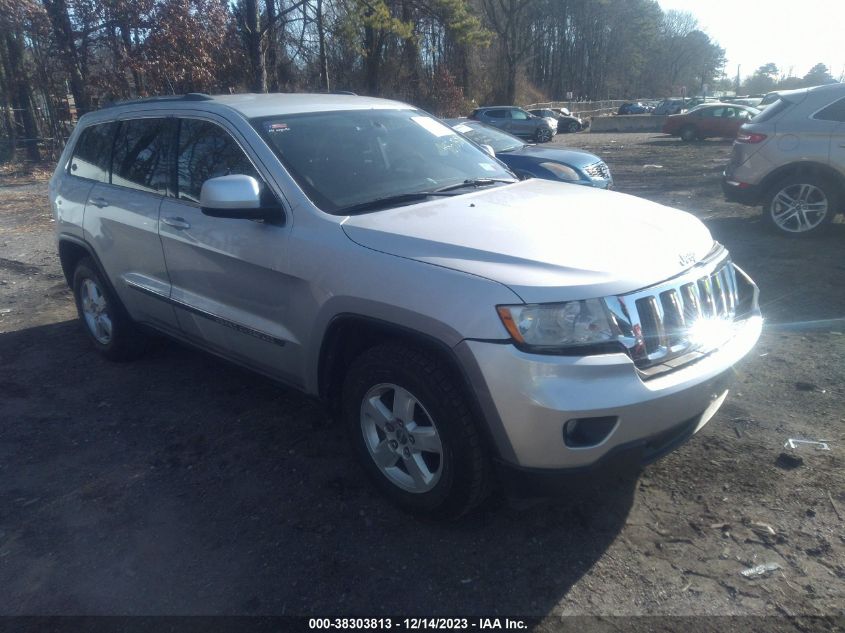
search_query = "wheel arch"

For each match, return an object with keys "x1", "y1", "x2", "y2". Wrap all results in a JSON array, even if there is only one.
[
  {"x1": 59, "y1": 235, "x2": 98, "y2": 286},
  {"x1": 316, "y1": 314, "x2": 509, "y2": 460},
  {"x1": 58, "y1": 235, "x2": 126, "y2": 308},
  {"x1": 760, "y1": 161, "x2": 845, "y2": 209}
]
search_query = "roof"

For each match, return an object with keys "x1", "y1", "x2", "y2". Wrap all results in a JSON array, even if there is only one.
[{"x1": 94, "y1": 92, "x2": 415, "y2": 120}]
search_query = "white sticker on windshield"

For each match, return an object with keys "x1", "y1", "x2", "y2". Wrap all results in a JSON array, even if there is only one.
[
  {"x1": 411, "y1": 116, "x2": 456, "y2": 137},
  {"x1": 479, "y1": 163, "x2": 497, "y2": 172},
  {"x1": 454, "y1": 123, "x2": 473, "y2": 134}
]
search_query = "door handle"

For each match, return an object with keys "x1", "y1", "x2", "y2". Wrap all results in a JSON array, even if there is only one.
[
  {"x1": 89, "y1": 196, "x2": 109, "y2": 208},
  {"x1": 162, "y1": 216, "x2": 191, "y2": 230}
]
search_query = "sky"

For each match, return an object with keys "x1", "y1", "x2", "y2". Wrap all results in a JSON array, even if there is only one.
[{"x1": 656, "y1": 0, "x2": 845, "y2": 82}]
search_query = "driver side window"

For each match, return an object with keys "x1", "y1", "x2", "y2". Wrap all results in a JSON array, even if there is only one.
[{"x1": 511, "y1": 109, "x2": 529, "y2": 120}]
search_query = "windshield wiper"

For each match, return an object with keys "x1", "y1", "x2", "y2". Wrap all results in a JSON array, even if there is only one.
[
  {"x1": 434, "y1": 178, "x2": 516, "y2": 192},
  {"x1": 338, "y1": 191, "x2": 457, "y2": 215}
]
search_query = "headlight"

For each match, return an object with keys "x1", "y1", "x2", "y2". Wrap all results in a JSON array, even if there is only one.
[
  {"x1": 539, "y1": 161, "x2": 581, "y2": 182},
  {"x1": 497, "y1": 300, "x2": 615, "y2": 350}
]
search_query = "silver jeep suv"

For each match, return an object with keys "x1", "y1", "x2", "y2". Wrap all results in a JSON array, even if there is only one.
[
  {"x1": 50, "y1": 93, "x2": 762, "y2": 517},
  {"x1": 723, "y1": 83, "x2": 845, "y2": 235}
]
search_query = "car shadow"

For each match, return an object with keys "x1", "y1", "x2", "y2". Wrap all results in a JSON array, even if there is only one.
[{"x1": 0, "y1": 320, "x2": 635, "y2": 616}]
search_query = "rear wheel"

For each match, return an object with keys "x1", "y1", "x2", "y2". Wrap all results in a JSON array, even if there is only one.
[
  {"x1": 764, "y1": 175, "x2": 838, "y2": 236},
  {"x1": 679, "y1": 125, "x2": 698, "y2": 142},
  {"x1": 72, "y1": 257, "x2": 148, "y2": 360},
  {"x1": 342, "y1": 343, "x2": 492, "y2": 519},
  {"x1": 567, "y1": 120, "x2": 580, "y2": 133}
]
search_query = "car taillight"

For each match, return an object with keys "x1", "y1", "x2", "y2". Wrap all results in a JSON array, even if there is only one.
[{"x1": 736, "y1": 132, "x2": 767, "y2": 143}]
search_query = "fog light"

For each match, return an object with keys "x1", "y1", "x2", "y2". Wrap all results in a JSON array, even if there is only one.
[{"x1": 563, "y1": 416, "x2": 618, "y2": 448}]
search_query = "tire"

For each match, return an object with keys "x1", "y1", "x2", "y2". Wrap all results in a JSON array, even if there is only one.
[
  {"x1": 72, "y1": 257, "x2": 148, "y2": 361},
  {"x1": 534, "y1": 127, "x2": 553, "y2": 143},
  {"x1": 567, "y1": 120, "x2": 580, "y2": 133},
  {"x1": 341, "y1": 342, "x2": 492, "y2": 519},
  {"x1": 679, "y1": 125, "x2": 698, "y2": 142},
  {"x1": 763, "y1": 175, "x2": 839, "y2": 236}
]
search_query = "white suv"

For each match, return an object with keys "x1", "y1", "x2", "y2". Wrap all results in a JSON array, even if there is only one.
[
  {"x1": 50, "y1": 93, "x2": 762, "y2": 517},
  {"x1": 723, "y1": 83, "x2": 845, "y2": 235}
]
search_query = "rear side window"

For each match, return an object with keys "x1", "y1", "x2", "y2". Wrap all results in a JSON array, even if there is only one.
[
  {"x1": 485, "y1": 110, "x2": 507, "y2": 119},
  {"x1": 176, "y1": 119, "x2": 260, "y2": 203},
  {"x1": 70, "y1": 123, "x2": 117, "y2": 182},
  {"x1": 751, "y1": 99, "x2": 793, "y2": 124},
  {"x1": 111, "y1": 118, "x2": 173, "y2": 194},
  {"x1": 814, "y1": 97, "x2": 845, "y2": 123}
]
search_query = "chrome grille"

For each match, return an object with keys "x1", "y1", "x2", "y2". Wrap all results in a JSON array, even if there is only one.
[
  {"x1": 583, "y1": 161, "x2": 611, "y2": 180},
  {"x1": 603, "y1": 252, "x2": 757, "y2": 376}
]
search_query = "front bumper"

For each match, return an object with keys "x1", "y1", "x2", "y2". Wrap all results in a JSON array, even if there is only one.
[
  {"x1": 457, "y1": 314, "x2": 762, "y2": 471},
  {"x1": 722, "y1": 172, "x2": 762, "y2": 205}
]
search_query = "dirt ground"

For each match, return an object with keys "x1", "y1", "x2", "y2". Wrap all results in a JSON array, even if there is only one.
[{"x1": 0, "y1": 133, "x2": 843, "y2": 623}]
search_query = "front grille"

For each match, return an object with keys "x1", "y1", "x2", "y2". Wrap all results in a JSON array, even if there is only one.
[
  {"x1": 603, "y1": 249, "x2": 758, "y2": 377},
  {"x1": 583, "y1": 161, "x2": 611, "y2": 180}
]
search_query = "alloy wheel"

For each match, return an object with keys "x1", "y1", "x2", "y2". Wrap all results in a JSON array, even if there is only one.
[
  {"x1": 770, "y1": 183, "x2": 829, "y2": 233},
  {"x1": 359, "y1": 383, "x2": 444, "y2": 493},
  {"x1": 79, "y1": 278, "x2": 113, "y2": 344}
]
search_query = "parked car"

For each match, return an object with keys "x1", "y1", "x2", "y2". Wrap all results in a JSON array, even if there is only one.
[
  {"x1": 722, "y1": 83, "x2": 845, "y2": 236},
  {"x1": 662, "y1": 103, "x2": 760, "y2": 141},
  {"x1": 724, "y1": 96, "x2": 763, "y2": 108},
  {"x1": 525, "y1": 109, "x2": 559, "y2": 135},
  {"x1": 653, "y1": 99, "x2": 686, "y2": 115},
  {"x1": 617, "y1": 102, "x2": 651, "y2": 115},
  {"x1": 469, "y1": 106, "x2": 555, "y2": 142},
  {"x1": 757, "y1": 92, "x2": 781, "y2": 109},
  {"x1": 528, "y1": 108, "x2": 585, "y2": 133},
  {"x1": 51, "y1": 92, "x2": 761, "y2": 518},
  {"x1": 554, "y1": 107, "x2": 590, "y2": 131},
  {"x1": 445, "y1": 119, "x2": 612, "y2": 188}
]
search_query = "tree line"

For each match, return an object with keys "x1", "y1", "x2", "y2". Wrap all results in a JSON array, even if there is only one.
[{"x1": 1, "y1": 0, "x2": 728, "y2": 162}]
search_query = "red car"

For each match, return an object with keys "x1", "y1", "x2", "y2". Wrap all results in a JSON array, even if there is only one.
[{"x1": 662, "y1": 103, "x2": 760, "y2": 141}]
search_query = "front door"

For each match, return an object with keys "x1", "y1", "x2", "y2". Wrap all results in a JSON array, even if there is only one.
[{"x1": 157, "y1": 117, "x2": 299, "y2": 384}]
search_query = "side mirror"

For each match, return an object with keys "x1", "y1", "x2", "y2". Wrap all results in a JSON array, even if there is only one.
[
  {"x1": 200, "y1": 175, "x2": 281, "y2": 221},
  {"x1": 480, "y1": 144, "x2": 496, "y2": 158}
]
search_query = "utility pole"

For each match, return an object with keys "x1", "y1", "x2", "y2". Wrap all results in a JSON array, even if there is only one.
[{"x1": 735, "y1": 64, "x2": 741, "y2": 94}]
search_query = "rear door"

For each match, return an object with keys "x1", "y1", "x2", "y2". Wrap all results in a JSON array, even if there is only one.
[
  {"x1": 483, "y1": 109, "x2": 509, "y2": 132},
  {"x1": 83, "y1": 117, "x2": 179, "y2": 330},
  {"x1": 157, "y1": 117, "x2": 298, "y2": 383},
  {"x1": 697, "y1": 106, "x2": 722, "y2": 136},
  {"x1": 57, "y1": 122, "x2": 115, "y2": 240}
]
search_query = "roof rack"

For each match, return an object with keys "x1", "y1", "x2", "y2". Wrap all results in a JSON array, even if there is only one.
[{"x1": 102, "y1": 93, "x2": 214, "y2": 109}]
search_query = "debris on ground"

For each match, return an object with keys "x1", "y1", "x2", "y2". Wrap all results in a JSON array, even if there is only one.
[
  {"x1": 741, "y1": 562, "x2": 781, "y2": 578},
  {"x1": 784, "y1": 438, "x2": 831, "y2": 451}
]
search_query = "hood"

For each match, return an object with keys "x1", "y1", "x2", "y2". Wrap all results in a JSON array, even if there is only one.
[
  {"x1": 341, "y1": 180, "x2": 715, "y2": 303},
  {"x1": 508, "y1": 145, "x2": 602, "y2": 169}
]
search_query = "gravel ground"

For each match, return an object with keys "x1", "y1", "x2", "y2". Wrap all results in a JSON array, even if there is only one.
[{"x1": 0, "y1": 134, "x2": 843, "y2": 622}]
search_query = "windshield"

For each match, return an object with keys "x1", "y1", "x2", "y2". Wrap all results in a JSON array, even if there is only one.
[
  {"x1": 448, "y1": 121, "x2": 524, "y2": 153},
  {"x1": 253, "y1": 109, "x2": 515, "y2": 214}
]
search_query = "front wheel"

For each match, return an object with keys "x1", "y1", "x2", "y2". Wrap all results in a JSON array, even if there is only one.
[
  {"x1": 764, "y1": 176, "x2": 838, "y2": 236},
  {"x1": 534, "y1": 127, "x2": 553, "y2": 143},
  {"x1": 342, "y1": 343, "x2": 492, "y2": 519}
]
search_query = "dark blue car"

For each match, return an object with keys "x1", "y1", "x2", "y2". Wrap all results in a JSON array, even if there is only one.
[{"x1": 445, "y1": 119, "x2": 612, "y2": 189}]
